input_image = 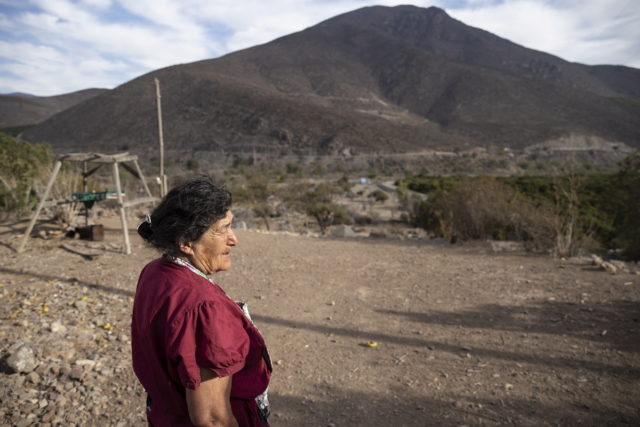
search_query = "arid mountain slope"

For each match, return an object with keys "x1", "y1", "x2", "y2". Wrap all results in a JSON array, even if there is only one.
[
  {"x1": 0, "y1": 89, "x2": 107, "y2": 128},
  {"x1": 22, "y1": 5, "x2": 640, "y2": 156}
]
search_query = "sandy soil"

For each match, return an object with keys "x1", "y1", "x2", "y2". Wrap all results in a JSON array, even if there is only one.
[{"x1": 1, "y1": 213, "x2": 639, "y2": 426}]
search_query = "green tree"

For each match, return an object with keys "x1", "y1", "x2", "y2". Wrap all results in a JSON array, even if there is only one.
[
  {"x1": 368, "y1": 189, "x2": 388, "y2": 203},
  {"x1": 284, "y1": 182, "x2": 344, "y2": 234},
  {"x1": 231, "y1": 175, "x2": 274, "y2": 230},
  {"x1": 336, "y1": 174, "x2": 351, "y2": 192},
  {"x1": 252, "y1": 202, "x2": 273, "y2": 231},
  {"x1": 610, "y1": 154, "x2": 640, "y2": 259}
]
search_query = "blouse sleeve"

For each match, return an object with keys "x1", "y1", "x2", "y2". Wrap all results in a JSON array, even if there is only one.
[{"x1": 165, "y1": 300, "x2": 250, "y2": 389}]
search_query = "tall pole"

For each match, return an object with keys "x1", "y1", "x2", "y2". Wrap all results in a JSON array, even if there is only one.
[{"x1": 155, "y1": 78, "x2": 166, "y2": 197}]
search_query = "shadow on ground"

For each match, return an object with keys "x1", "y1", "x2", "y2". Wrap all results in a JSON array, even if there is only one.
[
  {"x1": 269, "y1": 384, "x2": 639, "y2": 426},
  {"x1": 377, "y1": 300, "x2": 640, "y2": 353}
]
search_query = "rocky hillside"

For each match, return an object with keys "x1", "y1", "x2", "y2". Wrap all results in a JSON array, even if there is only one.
[
  {"x1": 0, "y1": 89, "x2": 107, "y2": 128},
  {"x1": 22, "y1": 5, "x2": 640, "y2": 157}
]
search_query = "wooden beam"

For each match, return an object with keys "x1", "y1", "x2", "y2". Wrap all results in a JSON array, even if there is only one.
[
  {"x1": 112, "y1": 161, "x2": 131, "y2": 255},
  {"x1": 133, "y1": 159, "x2": 154, "y2": 198},
  {"x1": 82, "y1": 164, "x2": 103, "y2": 178},
  {"x1": 59, "y1": 152, "x2": 138, "y2": 163},
  {"x1": 17, "y1": 160, "x2": 62, "y2": 253},
  {"x1": 123, "y1": 197, "x2": 159, "y2": 208},
  {"x1": 120, "y1": 161, "x2": 140, "y2": 179}
]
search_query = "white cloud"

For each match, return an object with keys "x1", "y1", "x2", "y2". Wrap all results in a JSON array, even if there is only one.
[
  {"x1": 448, "y1": 0, "x2": 640, "y2": 66},
  {"x1": 1, "y1": 0, "x2": 639, "y2": 96}
]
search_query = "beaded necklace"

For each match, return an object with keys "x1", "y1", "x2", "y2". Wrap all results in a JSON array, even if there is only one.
[{"x1": 166, "y1": 254, "x2": 211, "y2": 282}]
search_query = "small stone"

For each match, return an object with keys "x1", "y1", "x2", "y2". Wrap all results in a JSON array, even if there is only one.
[
  {"x1": 74, "y1": 300, "x2": 88, "y2": 311},
  {"x1": 42, "y1": 408, "x2": 56, "y2": 423},
  {"x1": 6, "y1": 343, "x2": 37, "y2": 373},
  {"x1": 27, "y1": 371, "x2": 41, "y2": 384},
  {"x1": 602, "y1": 262, "x2": 617, "y2": 274},
  {"x1": 100, "y1": 367, "x2": 113, "y2": 376},
  {"x1": 50, "y1": 321, "x2": 67, "y2": 334},
  {"x1": 69, "y1": 365, "x2": 84, "y2": 381},
  {"x1": 75, "y1": 359, "x2": 96, "y2": 369},
  {"x1": 504, "y1": 383, "x2": 513, "y2": 391},
  {"x1": 35, "y1": 364, "x2": 48, "y2": 376}
]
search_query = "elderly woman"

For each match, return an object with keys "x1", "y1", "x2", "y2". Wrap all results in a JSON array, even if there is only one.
[{"x1": 132, "y1": 178, "x2": 271, "y2": 427}]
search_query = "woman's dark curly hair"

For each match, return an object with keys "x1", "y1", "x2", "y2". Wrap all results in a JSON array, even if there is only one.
[{"x1": 137, "y1": 177, "x2": 231, "y2": 254}]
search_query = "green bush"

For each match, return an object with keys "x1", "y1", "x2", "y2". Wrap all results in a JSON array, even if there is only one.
[
  {"x1": 400, "y1": 169, "x2": 635, "y2": 257},
  {"x1": 0, "y1": 132, "x2": 53, "y2": 215},
  {"x1": 281, "y1": 182, "x2": 345, "y2": 234},
  {"x1": 368, "y1": 189, "x2": 389, "y2": 203},
  {"x1": 608, "y1": 154, "x2": 640, "y2": 259},
  {"x1": 185, "y1": 158, "x2": 199, "y2": 171}
]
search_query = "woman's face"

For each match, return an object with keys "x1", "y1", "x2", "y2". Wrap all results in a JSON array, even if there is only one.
[{"x1": 182, "y1": 210, "x2": 238, "y2": 275}]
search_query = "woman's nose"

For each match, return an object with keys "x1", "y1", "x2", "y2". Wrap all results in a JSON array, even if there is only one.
[{"x1": 228, "y1": 229, "x2": 238, "y2": 245}]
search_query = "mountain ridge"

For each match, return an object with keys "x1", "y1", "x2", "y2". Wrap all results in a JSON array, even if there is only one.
[
  {"x1": 0, "y1": 88, "x2": 107, "y2": 128},
  {"x1": 20, "y1": 5, "x2": 640, "y2": 159}
]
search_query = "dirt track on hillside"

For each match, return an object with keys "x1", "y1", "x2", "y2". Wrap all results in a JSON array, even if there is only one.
[{"x1": 1, "y1": 215, "x2": 639, "y2": 426}]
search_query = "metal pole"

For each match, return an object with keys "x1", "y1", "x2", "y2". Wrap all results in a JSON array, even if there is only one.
[{"x1": 155, "y1": 78, "x2": 166, "y2": 197}]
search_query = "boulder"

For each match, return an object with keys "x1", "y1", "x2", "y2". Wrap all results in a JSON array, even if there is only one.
[{"x1": 331, "y1": 225, "x2": 357, "y2": 238}]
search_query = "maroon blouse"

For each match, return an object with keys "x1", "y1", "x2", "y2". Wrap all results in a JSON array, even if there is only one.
[{"x1": 131, "y1": 257, "x2": 271, "y2": 426}]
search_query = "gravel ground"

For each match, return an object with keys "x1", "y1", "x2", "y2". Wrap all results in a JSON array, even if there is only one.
[{"x1": 1, "y1": 214, "x2": 639, "y2": 426}]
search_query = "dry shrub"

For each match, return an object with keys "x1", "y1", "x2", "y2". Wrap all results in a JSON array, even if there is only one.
[
  {"x1": 47, "y1": 169, "x2": 82, "y2": 228},
  {"x1": 423, "y1": 176, "x2": 590, "y2": 255},
  {"x1": 428, "y1": 177, "x2": 527, "y2": 241}
]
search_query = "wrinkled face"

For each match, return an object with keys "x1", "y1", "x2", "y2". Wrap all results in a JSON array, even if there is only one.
[{"x1": 181, "y1": 211, "x2": 237, "y2": 275}]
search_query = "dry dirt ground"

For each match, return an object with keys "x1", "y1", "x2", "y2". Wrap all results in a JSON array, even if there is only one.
[{"x1": 1, "y1": 213, "x2": 639, "y2": 426}]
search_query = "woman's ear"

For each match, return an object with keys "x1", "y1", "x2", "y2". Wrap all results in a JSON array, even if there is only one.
[{"x1": 179, "y1": 241, "x2": 195, "y2": 256}]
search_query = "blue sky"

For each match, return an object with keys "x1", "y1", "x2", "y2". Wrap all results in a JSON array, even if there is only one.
[{"x1": 1, "y1": 0, "x2": 638, "y2": 96}]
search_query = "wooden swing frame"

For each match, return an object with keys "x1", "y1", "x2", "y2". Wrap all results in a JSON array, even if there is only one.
[{"x1": 17, "y1": 152, "x2": 158, "y2": 255}]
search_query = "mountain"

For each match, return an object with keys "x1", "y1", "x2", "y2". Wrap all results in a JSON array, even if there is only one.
[
  {"x1": 4, "y1": 92, "x2": 37, "y2": 97},
  {"x1": 21, "y1": 5, "x2": 640, "y2": 159},
  {"x1": 0, "y1": 88, "x2": 108, "y2": 128}
]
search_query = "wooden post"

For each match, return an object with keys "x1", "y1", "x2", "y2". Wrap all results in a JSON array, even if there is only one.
[
  {"x1": 112, "y1": 161, "x2": 131, "y2": 255},
  {"x1": 82, "y1": 161, "x2": 88, "y2": 192},
  {"x1": 82, "y1": 161, "x2": 89, "y2": 226},
  {"x1": 155, "y1": 78, "x2": 166, "y2": 197},
  {"x1": 133, "y1": 159, "x2": 154, "y2": 198},
  {"x1": 17, "y1": 160, "x2": 62, "y2": 253}
]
